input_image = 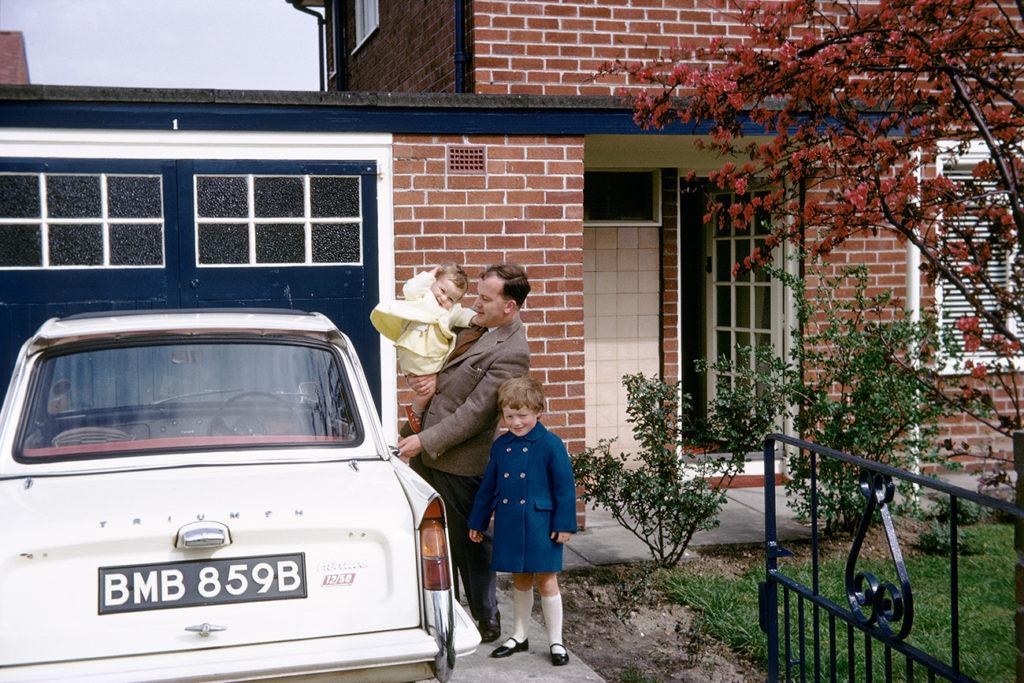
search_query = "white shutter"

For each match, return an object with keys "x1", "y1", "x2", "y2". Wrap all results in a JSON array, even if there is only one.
[{"x1": 938, "y1": 161, "x2": 1014, "y2": 362}]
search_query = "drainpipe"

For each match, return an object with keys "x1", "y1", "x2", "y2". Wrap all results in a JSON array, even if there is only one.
[
  {"x1": 454, "y1": 0, "x2": 467, "y2": 93},
  {"x1": 285, "y1": 0, "x2": 326, "y2": 91},
  {"x1": 330, "y1": 0, "x2": 347, "y2": 91}
]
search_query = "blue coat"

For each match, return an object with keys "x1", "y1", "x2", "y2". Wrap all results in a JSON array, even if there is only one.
[{"x1": 467, "y1": 422, "x2": 577, "y2": 573}]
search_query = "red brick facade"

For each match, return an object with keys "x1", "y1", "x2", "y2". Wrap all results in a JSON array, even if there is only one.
[
  {"x1": 471, "y1": 0, "x2": 735, "y2": 96},
  {"x1": 391, "y1": 134, "x2": 586, "y2": 456},
  {"x1": 340, "y1": 0, "x2": 458, "y2": 93}
]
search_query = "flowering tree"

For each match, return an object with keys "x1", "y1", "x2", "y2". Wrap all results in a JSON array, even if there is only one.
[{"x1": 616, "y1": 0, "x2": 1024, "y2": 437}]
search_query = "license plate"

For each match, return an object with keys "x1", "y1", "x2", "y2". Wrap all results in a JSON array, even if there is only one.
[{"x1": 98, "y1": 553, "x2": 306, "y2": 614}]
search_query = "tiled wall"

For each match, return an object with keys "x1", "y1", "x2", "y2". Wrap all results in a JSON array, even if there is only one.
[{"x1": 583, "y1": 226, "x2": 661, "y2": 454}]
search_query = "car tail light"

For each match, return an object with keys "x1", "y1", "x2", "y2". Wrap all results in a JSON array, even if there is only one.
[{"x1": 419, "y1": 496, "x2": 451, "y2": 591}]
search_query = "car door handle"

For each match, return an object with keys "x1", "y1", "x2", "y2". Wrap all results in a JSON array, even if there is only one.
[{"x1": 175, "y1": 521, "x2": 232, "y2": 549}]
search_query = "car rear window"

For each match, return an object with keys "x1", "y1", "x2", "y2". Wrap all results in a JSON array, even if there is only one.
[{"x1": 17, "y1": 339, "x2": 363, "y2": 461}]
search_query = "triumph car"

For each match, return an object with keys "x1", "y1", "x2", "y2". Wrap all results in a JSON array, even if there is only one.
[{"x1": 0, "y1": 309, "x2": 479, "y2": 682}]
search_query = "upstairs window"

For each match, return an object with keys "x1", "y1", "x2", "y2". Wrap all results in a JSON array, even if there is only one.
[{"x1": 354, "y1": 0, "x2": 379, "y2": 49}]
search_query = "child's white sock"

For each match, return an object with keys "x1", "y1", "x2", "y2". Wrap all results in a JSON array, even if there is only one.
[
  {"x1": 511, "y1": 588, "x2": 533, "y2": 642},
  {"x1": 540, "y1": 593, "x2": 565, "y2": 654}
]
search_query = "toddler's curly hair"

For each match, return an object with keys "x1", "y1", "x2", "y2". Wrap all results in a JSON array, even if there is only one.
[{"x1": 437, "y1": 262, "x2": 469, "y2": 295}]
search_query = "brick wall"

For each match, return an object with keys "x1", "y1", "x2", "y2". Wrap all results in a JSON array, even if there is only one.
[
  {"x1": 391, "y1": 133, "x2": 586, "y2": 456},
  {"x1": 344, "y1": 0, "x2": 457, "y2": 93},
  {"x1": 471, "y1": 0, "x2": 739, "y2": 96},
  {"x1": 802, "y1": 215, "x2": 1014, "y2": 467}
]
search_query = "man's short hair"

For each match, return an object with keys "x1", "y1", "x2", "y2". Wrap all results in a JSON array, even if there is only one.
[
  {"x1": 482, "y1": 263, "x2": 531, "y2": 307},
  {"x1": 497, "y1": 376, "x2": 545, "y2": 414}
]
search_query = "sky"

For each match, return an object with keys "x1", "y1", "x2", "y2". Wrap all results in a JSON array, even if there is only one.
[{"x1": 0, "y1": 0, "x2": 320, "y2": 91}]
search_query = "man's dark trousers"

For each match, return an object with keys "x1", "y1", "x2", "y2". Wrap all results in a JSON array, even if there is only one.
[{"x1": 412, "y1": 457, "x2": 497, "y2": 622}]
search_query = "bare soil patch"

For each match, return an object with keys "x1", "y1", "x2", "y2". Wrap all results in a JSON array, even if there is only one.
[{"x1": 518, "y1": 518, "x2": 935, "y2": 682}]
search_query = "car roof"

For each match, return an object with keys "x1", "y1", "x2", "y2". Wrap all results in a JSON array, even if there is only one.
[{"x1": 31, "y1": 309, "x2": 339, "y2": 348}]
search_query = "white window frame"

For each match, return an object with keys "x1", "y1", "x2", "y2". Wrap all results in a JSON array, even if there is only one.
[
  {"x1": 193, "y1": 173, "x2": 364, "y2": 268},
  {"x1": 352, "y1": 0, "x2": 379, "y2": 53},
  {"x1": 583, "y1": 168, "x2": 662, "y2": 228},
  {"x1": 935, "y1": 140, "x2": 1022, "y2": 373},
  {"x1": 0, "y1": 172, "x2": 165, "y2": 270}
]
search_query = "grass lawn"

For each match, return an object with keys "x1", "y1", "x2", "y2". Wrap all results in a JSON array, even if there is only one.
[{"x1": 663, "y1": 522, "x2": 1015, "y2": 682}]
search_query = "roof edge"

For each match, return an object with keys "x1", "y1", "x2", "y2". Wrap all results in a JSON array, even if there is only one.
[{"x1": 0, "y1": 84, "x2": 631, "y2": 111}]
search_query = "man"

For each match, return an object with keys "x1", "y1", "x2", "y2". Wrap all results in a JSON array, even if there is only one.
[{"x1": 397, "y1": 263, "x2": 531, "y2": 643}]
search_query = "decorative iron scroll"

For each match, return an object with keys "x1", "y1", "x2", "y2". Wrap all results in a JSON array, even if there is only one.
[{"x1": 843, "y1": 469, "x2": 915, "y2": 641}]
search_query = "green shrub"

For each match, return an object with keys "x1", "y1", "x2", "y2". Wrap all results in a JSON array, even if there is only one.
[
  {"x1": 778, "y1": 264, "x2": 949, "y2": 533},
  {"x1": 572, "y1": 358, "x2": 788, "y2": 567},
  {"x1": 927, "y1": 495, "x2": 986, "y2": 525},
  {"x1": 915, "y1": 519, "x2": 979, "y2": 555}
]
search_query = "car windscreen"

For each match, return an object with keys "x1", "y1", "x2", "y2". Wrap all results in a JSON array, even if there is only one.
[{"x1": 17, "y1": 338, "x2": 364, "y2": 461}]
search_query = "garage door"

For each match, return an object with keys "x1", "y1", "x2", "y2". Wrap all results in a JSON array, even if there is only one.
[{"x1": 0, "y1": 157, "x2": 380, "y2": 407}]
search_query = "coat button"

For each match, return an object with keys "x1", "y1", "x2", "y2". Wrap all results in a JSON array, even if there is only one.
[
  {"x1": 503, "y1": 472, "x2": 509, "y2": 478},
  {"x1": 506, "y1": 447, "x2": 512, "y2": 452},
  {"x1": 519, "y1": 473, "x2": 526, "y2": 478},
  {"x1": 522, "y1": 447, "x2": 528, "y2": 452},
  {"x1": 502, "y1": 498, "x2": 508, "y2": 504},
  {"x1": 520, "y1": 499, "x2": 526, "y2": 505}
]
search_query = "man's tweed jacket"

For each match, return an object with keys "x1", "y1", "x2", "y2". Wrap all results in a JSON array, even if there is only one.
[{"x1": 416, "y1": 317, "x2": 530, "y2": 477}]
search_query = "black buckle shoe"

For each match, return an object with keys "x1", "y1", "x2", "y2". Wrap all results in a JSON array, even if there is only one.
[
  {"x1": 491, "y1": 637, "x2": 529, "y2": 658},
  {"x1": 550, "y1": 643, "x2": 569, "y2": 666},
  {"x1": 477, "y1": 616, "x2": 501, "y2": 643}
]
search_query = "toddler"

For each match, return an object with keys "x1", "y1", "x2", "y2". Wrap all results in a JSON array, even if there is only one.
[
  {"x1": 370, "y1": 263, "x2": 475, "y2": 432},
  {"x1": 467, "y1": 376, "x2": 577, "y2": 666}
]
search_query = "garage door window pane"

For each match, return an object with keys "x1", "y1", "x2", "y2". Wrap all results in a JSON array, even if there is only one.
[
  {"x1": 255, "y1": 177, "x2": 304, "y2": 218},
  {"x1": 312, "y1": 223, "x2": 360, "y2": 263},
  {"x1": 108, "y1": 176, "x2": 162, "y2": 219},
  {"x1": 311, "y1": 176, "x2": 359, "y2": 218},
  {"x1": 197, "y1": 176, "x2": 248, "y2": 218},
  {"x1": 199, "y1": 224, "x2": 249, "y2": 264},
  {"x1": 110, "y1": 224, "x2": 163, "y2": 266},
  {"x1": 0, "y1": 174, "x2": 40, "y2": 218},
  {"x1": 256, "y1": 224, "x2": 305, "y2": 263},
  {"x1": 49, "y1": 224, "x2": 103, "y2": 266},
  {"x1": 0, "y1": 224, "x2": 42, "y2": 266},
  {"x1": 47, "y1": 175, "x2": 101, "y2": 219}
]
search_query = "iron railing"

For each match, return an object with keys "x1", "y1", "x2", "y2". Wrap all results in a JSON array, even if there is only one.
[{"x1": 760, "y1": 433, "x2": 1024, "y2": 682}]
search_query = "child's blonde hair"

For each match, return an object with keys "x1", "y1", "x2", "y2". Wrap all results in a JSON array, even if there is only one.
[
  {"x1": 437, "y1": 262, "x2": 469, "y2": 296},
  {"x1": 497, "y1": 376, "x2": 545, "y2": 414}
]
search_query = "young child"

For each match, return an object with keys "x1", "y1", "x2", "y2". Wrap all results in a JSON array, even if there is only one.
[
  {"x1": 467, "y1": 376, "x2": 577, "y2": 666},
  {"x1": 369, "y1": 263, "x2": 475, "y2": 432}
]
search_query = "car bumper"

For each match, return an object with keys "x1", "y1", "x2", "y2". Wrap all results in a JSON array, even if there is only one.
[{"x1": 0, "y1": 602, "x2": 480, "y2": 682}]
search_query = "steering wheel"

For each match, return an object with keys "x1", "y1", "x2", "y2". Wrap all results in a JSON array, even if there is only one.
[{"x1": 207, "y1": 391, "x2": 303, "y2": 437}]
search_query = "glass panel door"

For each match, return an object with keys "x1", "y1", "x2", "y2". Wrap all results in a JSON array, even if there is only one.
[{"x1": 706, "y1": 191, "x2": 782, "y2": 394}]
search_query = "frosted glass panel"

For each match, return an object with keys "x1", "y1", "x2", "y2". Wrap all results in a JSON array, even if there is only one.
[
  {"x1": 0, "y1": 174, "x2": 40, "y2": 218},
  {"x1": 310, "y1": 177, "x2": 359, "y2": 218},
  {"x1": 49, "y1": 223, "x2": 103, "y2": 266},
  {"x1": 196, "y1": 176, "x2": 247, "y2": 218},
  {"x1": 108, "y1": 176, "x2": 162, "y2": 218},
  {"x1": 311, "y1": 223, "x2": 360, "y2": 263},
  {"x1": 254, "y1": 177, "x2": 304, "y2": 218},
  {"x1": 256, "y1": 223, "x2": 304, "y2": 263},
  {"x1": 198, "y1": 224, "x2": 249, "y2": 264},
  {"x1": 0, "y1": 224, "x2": 41, "y2": 266},
  {"x1": 47, "y1": 175, "x2": 101, "y2": 219},
  {"x1": 110, "y1": 224, "x2": 163, "y2": 266}
]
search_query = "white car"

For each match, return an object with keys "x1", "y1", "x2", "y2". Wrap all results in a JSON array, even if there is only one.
[{"x1": 0, "y1": 309, "x2": 480, "y2": 682}]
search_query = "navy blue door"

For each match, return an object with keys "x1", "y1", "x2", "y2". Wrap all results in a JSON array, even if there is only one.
[{"x1": 0, "y1": 158, "x2": 380, "y2": 408}]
